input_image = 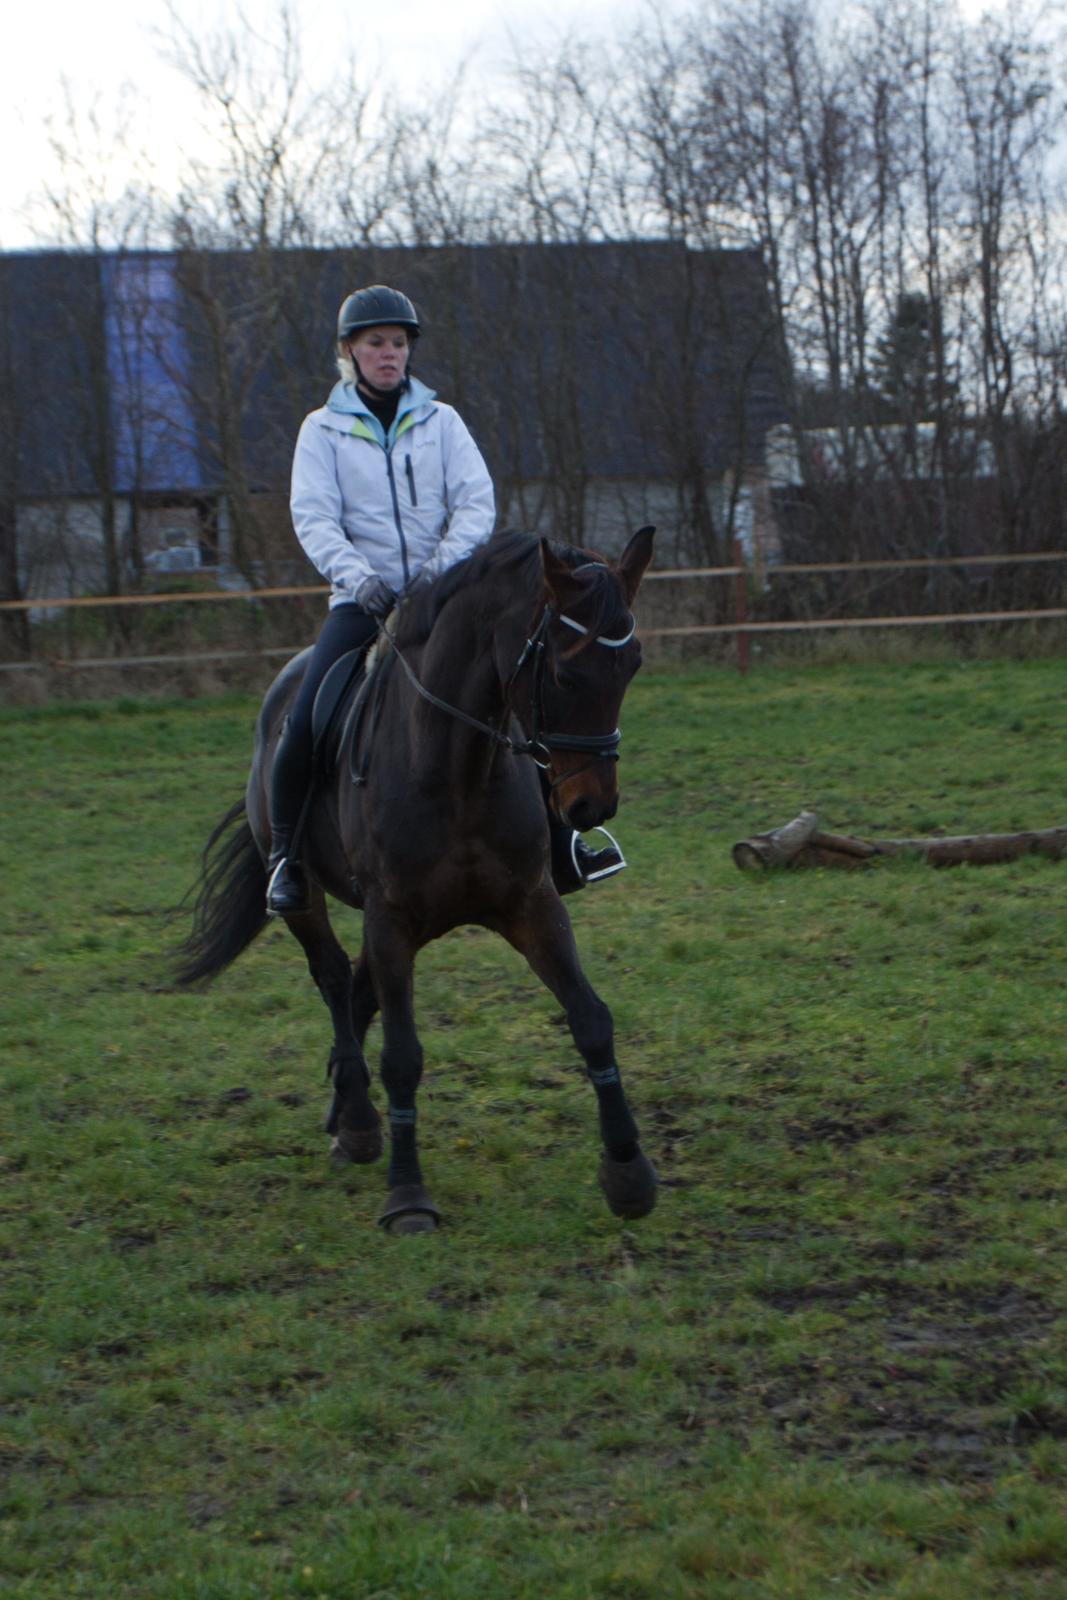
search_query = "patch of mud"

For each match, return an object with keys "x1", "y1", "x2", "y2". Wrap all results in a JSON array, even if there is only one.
[
  {"x1": 750, "y1": 1283, "x2": 1062, "y2": 1477},
  {"x1": 783, "y1": 1110, "x2": 906, "y2": 1149}
]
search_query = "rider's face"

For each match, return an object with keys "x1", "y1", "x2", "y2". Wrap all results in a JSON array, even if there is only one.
[{"x1": 350, "y1": 325, "x2": 410, "y2": 391}]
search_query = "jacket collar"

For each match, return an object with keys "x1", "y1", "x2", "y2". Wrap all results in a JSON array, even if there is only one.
[{"x1": 326, "y1": 374, "x2": 436, "y2": 424}]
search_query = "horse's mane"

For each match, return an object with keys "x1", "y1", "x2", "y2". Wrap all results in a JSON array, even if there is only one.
[{"x1": 393, "y1": 527, "x2": 630, "y2": 651}]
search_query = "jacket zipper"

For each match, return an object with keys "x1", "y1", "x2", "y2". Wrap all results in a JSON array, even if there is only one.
[
  {"x1": 405, "y1": 454, "x2": 418, "y2": 507},
  {"x1": 384, "y1": 447, "x2": 411, "y2": 588}
]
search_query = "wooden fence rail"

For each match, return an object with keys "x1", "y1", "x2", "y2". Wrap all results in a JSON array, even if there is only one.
[
  {"x1": 2, "y1": 551, "x2": 1065, "y2": 676},
  {"x1": 1, "y1": 549, "x2": 1065, "y2": 613}
]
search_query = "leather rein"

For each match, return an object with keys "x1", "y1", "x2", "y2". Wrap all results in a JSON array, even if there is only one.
[{"x1": 381, "y1": 600, "x2": 634, "y2": 783}]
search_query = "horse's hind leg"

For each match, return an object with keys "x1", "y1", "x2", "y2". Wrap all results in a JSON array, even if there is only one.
[
  {"x1": 282, "y1": 896, "x2": 382, "y2": 1165},
  {"x1": 502, "y1": 893, "x2": 657, "y2": 1220},
  {"x1": 362, "y1": 902, "x2": 439, "y2": 1234}
]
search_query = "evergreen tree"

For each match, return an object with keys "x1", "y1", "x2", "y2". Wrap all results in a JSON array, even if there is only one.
[{"x1": 872, "y1": 292, "x2": 938, "y2": 422}]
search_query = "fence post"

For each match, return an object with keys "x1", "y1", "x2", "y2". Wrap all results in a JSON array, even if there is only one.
[{"x1": 733, "y1": 534, "x2": 749, "y2": 676}]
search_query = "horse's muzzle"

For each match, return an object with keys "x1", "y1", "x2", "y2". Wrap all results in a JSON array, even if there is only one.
[{"x1": 561, "y1": 786, "x2": 618, "y2": 832}]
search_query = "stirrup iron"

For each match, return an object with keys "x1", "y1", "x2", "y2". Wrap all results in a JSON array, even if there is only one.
[{"x1": 571, "y1": 825, "x2": 627, "y2": 883}]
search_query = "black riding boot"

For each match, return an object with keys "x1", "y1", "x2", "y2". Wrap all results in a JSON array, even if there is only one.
[
  {"x1": 549, "y1": 813, "x2": 626, "y2": 895},
  {"x1": 266, "y1": 827, "x2": 311, "y2": 916},
  {"x1": 576, "y1": 833, "x2": 626, "y2": 881},
  {"x1": 266, "y1": 718, "x2": 313, "y2": 916}
]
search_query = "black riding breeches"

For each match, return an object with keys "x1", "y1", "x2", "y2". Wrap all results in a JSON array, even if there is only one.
[{"x1": 270, "y1": 602, "x2": 379, "y2": 835}]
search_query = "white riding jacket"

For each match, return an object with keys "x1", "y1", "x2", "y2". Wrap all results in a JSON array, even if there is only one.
[{"x1": 290, "y1": 375, "x2": 496, "y2": 607}]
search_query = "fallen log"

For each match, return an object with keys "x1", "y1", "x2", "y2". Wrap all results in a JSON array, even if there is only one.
[
  {"x1": 730, "y1": 809, "x2": 820, "y2": 870},
  {"x1": 732, "y1": 812, "x2": 1067, "y2": 871}
]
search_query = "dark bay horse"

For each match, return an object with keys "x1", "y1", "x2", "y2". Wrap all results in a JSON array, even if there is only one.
[{"x1": 177, "y1": 526, "x2": 658, "y2": 1232}]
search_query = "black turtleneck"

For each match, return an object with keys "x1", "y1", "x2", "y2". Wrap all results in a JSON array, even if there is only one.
[{"x1": 358, "y1": 382, "x2": 401, "y2": 434}]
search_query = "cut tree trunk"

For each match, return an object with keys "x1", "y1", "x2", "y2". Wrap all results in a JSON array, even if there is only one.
[{"x1": 732, "y1": 812, "x2": 1067, "y2": 871}]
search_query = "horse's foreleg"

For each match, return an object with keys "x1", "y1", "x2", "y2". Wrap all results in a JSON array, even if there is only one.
[
  {"x1": 363, "y1": 905, "x2": 439, "y2": 1234},
  {"x1": 504, "y1": 898, "x2": 640, "y2": 1156},
  {"x1": 349, "y1": 949, "x2": 379, "y2": 1048},
  {"x1": 282, "y1": 897, "x2": 382, "y2": 1165},
  {"x1": 503, "y1": 894, "x2": 657, "y2": 1219}
]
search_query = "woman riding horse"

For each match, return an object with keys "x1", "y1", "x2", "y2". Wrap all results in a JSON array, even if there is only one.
[
  {"x1": 178, "y1": 524, "x2": 659, "y2": 1232},
  {"x1": 267, "y1": 284, "x2": 624, "y2": 914}
]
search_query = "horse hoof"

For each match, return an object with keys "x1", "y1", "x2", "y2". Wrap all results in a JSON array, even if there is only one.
[
  {"x1": 598, "y1": 1149, "x2": 658, "y2": 1219},
  {"x1": 378, "y1": 1184, "x2": 440, "y2": 1235},
  {"x1": 330, "y1": 1123, "x2": 384, "y2": 1166},
  {"x1": 386, "y1": 1210, "x2": 437, "y2": 1236}
]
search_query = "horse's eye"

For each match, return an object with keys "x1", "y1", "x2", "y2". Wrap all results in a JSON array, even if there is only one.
[{"x1": 555, "y1": 669, "x2": 579, "y2": 692}]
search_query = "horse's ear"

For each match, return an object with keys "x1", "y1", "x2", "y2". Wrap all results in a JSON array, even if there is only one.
[
  {"x1": 616, "y1": 525, "x2": 655, "y2": 605},
  {"x1": 540, "y1": 537, "x2": 585, "y2": 610}
]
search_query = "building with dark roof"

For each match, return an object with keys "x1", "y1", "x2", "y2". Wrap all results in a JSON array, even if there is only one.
[{"x1": 1, "y1": 242, "x2": 788, "y2": 600}]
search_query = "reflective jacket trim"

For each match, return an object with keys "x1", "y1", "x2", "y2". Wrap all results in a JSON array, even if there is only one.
[{"x1": 349, "y1": 411, "x2": 418, "y2": 448}]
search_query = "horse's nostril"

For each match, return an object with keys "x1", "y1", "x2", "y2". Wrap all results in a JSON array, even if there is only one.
[
  {"x1": 565, "y1": 800, "x2": 588, "y2": 830},
  {"x1": 566, "y1": 793, "x2": 610, "y2": 832}
]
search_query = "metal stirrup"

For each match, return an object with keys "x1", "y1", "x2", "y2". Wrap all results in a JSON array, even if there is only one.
[{"x1": 571, "y1": 826, "x2": 627, "y2": 883}]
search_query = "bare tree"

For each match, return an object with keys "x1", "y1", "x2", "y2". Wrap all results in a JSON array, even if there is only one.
[
  {"x1": 153, "y1": 3, "x2": 392, "y2": 586},
  {"x1": 12, "y1": 0, "x2": 1065, "y2": 629},
  {"x1": 24, "y1": 86, "x2": 161, "y2": 607}
]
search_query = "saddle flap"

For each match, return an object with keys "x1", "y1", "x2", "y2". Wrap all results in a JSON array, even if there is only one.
[{"x1": 311, "y1": 649, "x2": 367, "y2": 761}]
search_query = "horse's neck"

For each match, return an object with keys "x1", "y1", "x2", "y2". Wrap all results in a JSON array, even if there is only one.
[{"x1": 408, "y1": 602, "x2": 512, "y2": 761}]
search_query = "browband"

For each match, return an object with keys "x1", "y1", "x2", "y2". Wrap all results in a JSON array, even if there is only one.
[{"x1": 558, "y1": 612, "x2": 637, "y2": 648}]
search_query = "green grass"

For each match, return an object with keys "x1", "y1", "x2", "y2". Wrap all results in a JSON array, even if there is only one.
[{"x1": 2, "y1": 656, "x2": 1067, "y2": 1598}]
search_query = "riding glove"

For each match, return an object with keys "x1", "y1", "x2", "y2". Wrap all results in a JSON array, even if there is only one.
[{"x1": 355, "y1": 575, "x2": 396, "y2": 617}]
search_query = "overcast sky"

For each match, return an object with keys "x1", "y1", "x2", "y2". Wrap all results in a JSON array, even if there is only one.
[
  {"x1": 3, "y1": 0, "x2": 1020, "y2": 250},
  {"x1": 2, "y1": 0, "x2": 645, "y2": 248}
]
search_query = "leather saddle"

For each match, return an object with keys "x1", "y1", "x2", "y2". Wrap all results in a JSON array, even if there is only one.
[{"x1": 310, "y1": 643, "x2": 392, "y2": 784}]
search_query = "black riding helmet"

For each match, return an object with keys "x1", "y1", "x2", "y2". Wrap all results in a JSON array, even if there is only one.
[{"x1": 337, "y1": 285, "x2": 421, "y2": 341}]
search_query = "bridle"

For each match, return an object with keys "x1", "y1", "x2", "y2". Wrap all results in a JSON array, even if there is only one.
[
  {"x1": 506, "y1": 604, "x2": 633, "y2": 786},
  {"x1": 381, "y1": 595, "x2": 635, "y2": 783}
]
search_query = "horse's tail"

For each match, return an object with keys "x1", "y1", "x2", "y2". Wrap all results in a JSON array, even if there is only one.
[{"x1": 173, "y1": 798, "x2": 268, "y2": 987}]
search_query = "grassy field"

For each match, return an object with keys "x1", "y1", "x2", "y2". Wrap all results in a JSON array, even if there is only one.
[{"x1": 2, "y1": 655, "x2": 1066, "y2": 1598}]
